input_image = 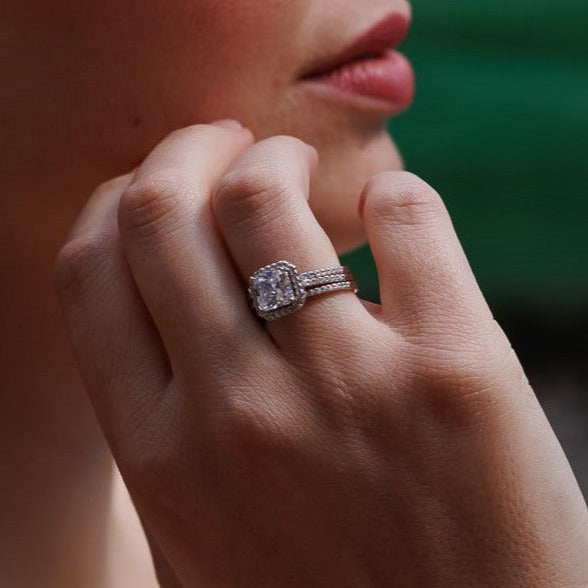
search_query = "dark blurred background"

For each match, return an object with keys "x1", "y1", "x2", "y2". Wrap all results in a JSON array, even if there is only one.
[{"x1": 341, "y1": 0, "x2": 588, "y2": 495}]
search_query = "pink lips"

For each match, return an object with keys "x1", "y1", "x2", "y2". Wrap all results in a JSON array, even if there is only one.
[{"x1": 300, "y1": 14, "x2": 414, "y2": 112}]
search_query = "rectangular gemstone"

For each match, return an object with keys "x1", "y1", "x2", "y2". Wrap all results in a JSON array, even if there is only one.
[{"x1": 252, "y1": 265, "x2": 298, "y2": 312}]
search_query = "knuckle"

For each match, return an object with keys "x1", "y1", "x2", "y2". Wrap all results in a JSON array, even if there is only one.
[
  {"x1": 408, "y1": 342, "x2": 512, "y2": 427},
  {"x1": 118, "y1": 172, "x2": 192, "y2": 239},
  {"x1": 214, "y1": 135, "x2": 306, "y2": 211},
  {"x1": 210, "y1": 394, "x2": 298, "y2": 471},
  {"x1": 217, "y1": 398, "x2": 275, "y2": 447},
  {"x1": 215, "y1": 164, "x2": 291, "y2": 220},
  {"x1": 54, "y1": 232, "x2": 111, "y2": 299},
  {"x1": 365, "y1": 171, "x2": 446, "y2": 227}
]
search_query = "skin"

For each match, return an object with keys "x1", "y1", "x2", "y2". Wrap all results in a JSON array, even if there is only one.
[
  {"x1": 2, "y1": 1, "x2": 407, "y2": 584},
  {"x1": 2, "y1": 0, "x2": 587, "y2": 586},
  {"x1": 56, "y1": 125, "x2": 588, "y2": 587}
]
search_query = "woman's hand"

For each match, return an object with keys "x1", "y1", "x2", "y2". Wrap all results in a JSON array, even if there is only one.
[{"x1": 55, "y1": 121, "x2": 588, "y2": 587}]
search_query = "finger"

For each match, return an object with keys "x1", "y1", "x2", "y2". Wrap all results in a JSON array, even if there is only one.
[
  {"x1": 359, "y1": 171, "x2": 494, "y2": 336},
  {"x1": 212, "y1": 136, "x2": 367, "y2": 353},
  {"x1": 117, "y1": 122, "x2": 269, "y2": 378},
  {"x1": 54, "y1": 173, "x2": 172, "y2": 460}
]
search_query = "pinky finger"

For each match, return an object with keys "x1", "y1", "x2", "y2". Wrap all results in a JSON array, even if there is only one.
[
  {"x1": 360, "y1": 172, "x2": 493, "y2": 333},
  {"x1": 54, "y1": 174, "x2": 173, "y2": 462}
]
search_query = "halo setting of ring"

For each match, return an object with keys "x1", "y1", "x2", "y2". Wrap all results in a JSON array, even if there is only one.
[
  {"x1": 248, "y1": 260, "x2": 357, "y2": 321},
  {"x1": 249, "y1": 261, "x2": 306, "y2": 320}
]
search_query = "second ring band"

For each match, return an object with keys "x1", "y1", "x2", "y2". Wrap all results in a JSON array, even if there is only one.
[{"x1": 248, "y1": 260, "x2": 357, "y2": 321}]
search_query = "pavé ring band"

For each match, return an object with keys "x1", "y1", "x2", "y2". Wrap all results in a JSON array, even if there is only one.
[{"x1": 248, "y1": 260, "x2": 358, "y2": 321}]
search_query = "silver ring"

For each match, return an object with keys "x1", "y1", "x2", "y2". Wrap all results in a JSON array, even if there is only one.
[{"x1": 248, "y1": 260, "x2": 357, "y2": 321}]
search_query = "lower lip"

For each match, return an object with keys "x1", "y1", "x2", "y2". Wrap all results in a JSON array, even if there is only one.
[{"x1": 300, "y1": 50, "x2": 414, "y2": 113}]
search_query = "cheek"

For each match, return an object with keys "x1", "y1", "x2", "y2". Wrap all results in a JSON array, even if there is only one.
[{"x1": 76, "y1": 0, "x2": 303, "y2": 169}]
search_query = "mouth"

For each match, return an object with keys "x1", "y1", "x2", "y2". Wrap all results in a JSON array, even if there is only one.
[{"x1": 298, "y1": 13, "x2": 414, "y2": 113}]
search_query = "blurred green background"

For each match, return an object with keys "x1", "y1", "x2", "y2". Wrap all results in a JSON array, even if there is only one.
[
  {"x1": 341, "y1": 0, "x2": 588, "y2": 493},
  {"x1": 342, "y1": 0, "x2": 588, "y2": 314}
]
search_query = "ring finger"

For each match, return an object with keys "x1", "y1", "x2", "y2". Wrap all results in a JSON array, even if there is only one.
[{"x1": 212, "y1": 136, "x2": 368, "y2": 355}]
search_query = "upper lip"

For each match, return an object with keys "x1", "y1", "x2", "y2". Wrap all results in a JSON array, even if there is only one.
[{"x1": 300, "y1": 12, "x2": 411, "y2": 79}]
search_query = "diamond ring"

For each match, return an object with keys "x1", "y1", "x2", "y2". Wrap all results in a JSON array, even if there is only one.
[{"x1": 248, "y1": 260, "x2": 357, "y2": 321}]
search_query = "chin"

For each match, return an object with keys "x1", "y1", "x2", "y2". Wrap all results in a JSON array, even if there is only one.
[{"x1": 309, "y1": 129, "x2": 403, "y2": 253}]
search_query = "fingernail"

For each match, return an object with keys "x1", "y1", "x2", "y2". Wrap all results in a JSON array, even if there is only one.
[
  {"x1": 211, "y1": 119, "x2": 243, "y2": 130},
  {"x1": 305, "y1": 143, "x2": 319, "y2": 167}
]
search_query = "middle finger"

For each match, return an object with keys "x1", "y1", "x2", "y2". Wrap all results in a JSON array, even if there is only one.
[{"x1": 118, "y1": 121, "x2": 268, "y2": 375}]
